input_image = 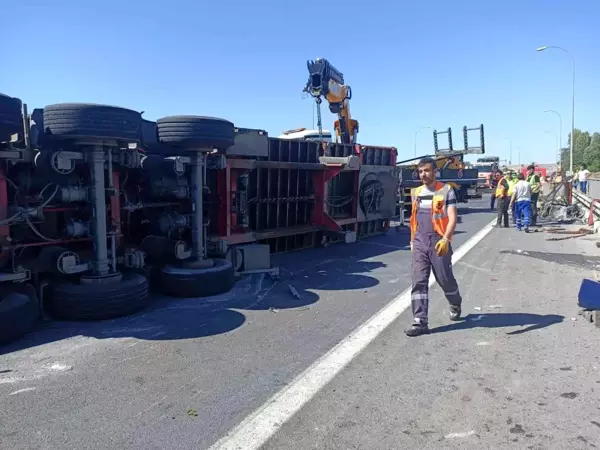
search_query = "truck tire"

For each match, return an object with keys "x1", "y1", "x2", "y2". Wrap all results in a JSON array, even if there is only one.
[
  {"x1": 0, "y1": 291, "x2": 39, "y2": 345},
  {"x1": 47, "y1": 273, "x2": 150, "y2": 321},
  {"x1": 156, "y1": 116, "x2": 235, "y2": 149},
  {"x1": 0, "y1": 93, "x2": 23, "y2": 143},
  {"x1": 157, "y1": 259, "x2": 235, "y2": 298},
  {"x1": 43, "y1": 103, "x2": 142, "y2": 143}
]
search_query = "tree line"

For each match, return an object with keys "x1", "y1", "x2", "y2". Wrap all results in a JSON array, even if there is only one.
[{"x1": 560, "y1": 128, "x2": 600, "y2": 173}]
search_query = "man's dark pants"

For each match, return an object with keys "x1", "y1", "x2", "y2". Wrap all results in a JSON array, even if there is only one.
[
  {"x1": 411, "y1": 232, "x2": 462, "y2": 324},
  {"x1": 496, "y1": 196, "x2": 509, "y2": 227},
  {"x1": 490, "y1": 193, "x2": 496, "y2": 210},
  {"x1": 530, "y1": 192, "x2": 539, "y2": 226}
]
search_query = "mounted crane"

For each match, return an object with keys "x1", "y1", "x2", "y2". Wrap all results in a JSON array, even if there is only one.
[{"x1": 302, "y1": 58, "x2": 359, "y2": 145}]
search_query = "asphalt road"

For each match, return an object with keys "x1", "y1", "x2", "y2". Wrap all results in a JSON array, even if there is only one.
[
  {"x1": 260, "y1": 217, "x2": 600, "y2": 449},
  {"x1": 0, "y1": 197, "x2": 545, "y2": 450}
]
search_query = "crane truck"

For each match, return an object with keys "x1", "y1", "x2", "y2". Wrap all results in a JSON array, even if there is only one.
[{"x1": 279, "y1": 58, "x2": 358, "y2": 145}]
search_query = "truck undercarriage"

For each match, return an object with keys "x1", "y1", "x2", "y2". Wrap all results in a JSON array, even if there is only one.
[{"x1": 0, "y1": 94, "x2": 399, "y2": 345}]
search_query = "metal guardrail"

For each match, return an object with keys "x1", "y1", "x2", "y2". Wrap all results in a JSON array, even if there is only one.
[
  {"x1": 572, "y1": 183, "x2": 600, "y2": 222},
  {"x1": 586, "y1": 178, "x2": 600, "y2": 199}
]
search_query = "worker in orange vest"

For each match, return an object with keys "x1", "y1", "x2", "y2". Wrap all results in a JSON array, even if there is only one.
[
  {"x1": 488, "y1": 168, "x2": 502, "y2": 211},
  {"x1": 406, "y1": 157, "x2": 462, "y2": 337},
  {"x1": 494, "y1": 170, "x2": 511, "y2": 228}
]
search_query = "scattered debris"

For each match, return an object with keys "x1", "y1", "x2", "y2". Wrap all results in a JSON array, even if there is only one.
[
  {"x1": 489, "y1": 305, "x2": 502, "y2": 309},
  {"x1": 444, "y1": 430, "x2": 476, "y2": 439},
  {"x1": 187, "y1": 409, "x2": 198, "y2": 417},
  {"x1": 473, "y1": 306, "x2": 482, "y2": 312},
  {"x1": 268, "y1": 307, "x2": 279, "y2": 313},
  {"x1": 288, "y1": 284, "x2": 301, "y2": 300},
  {"x1": 560, "y1": 392, "x2": 579, "y2": 399},
  {"x1": 50, "y1": 363, "x2": 72, "y2": 372},
  {"x1": 510, "y1": 424, "x2": 525, "y2": 434},
  {"x1": 580, "y1": 309, "x2": 600, "y2": 328},
  {"x1": 9, "y1": 387, "x2": 36, "y2": 396},
  {"x1": 545, "y1": 227, "x2": 593, "y2": 241},
  {"x1": 516, "y1": 249, "x2": 529, "y2": 255}
]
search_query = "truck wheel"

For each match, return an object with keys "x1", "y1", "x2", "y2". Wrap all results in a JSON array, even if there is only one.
[
  {"x1": 157, "y1": 259, "x2": 235, "y2": 298},
  {"x1": 47, "y1": 273, "x2": 150, "y2": 321},
  {"x1": 0, "y1": 291, "x2": 39, "y2": 345},
  {"x1": 0, "y1": 93, "x2": 23, "y2": 143},
  {"x1": 156, "y1": 116, "x2": 235, "y2": 149},
  {"x1": 43, "y1": 103, "x2": 142, "y2": 143}
]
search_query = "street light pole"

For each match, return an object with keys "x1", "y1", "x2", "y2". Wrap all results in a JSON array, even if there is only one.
[
  {"x1": 544, "y1": 109, "x2": 562, "y2": 164},
  {"x1": 537, "y1": 46, "x2": 575, "y2": 174},
  {"x1": 414, "y1": 126, "x2": 431, "y2": 157}
]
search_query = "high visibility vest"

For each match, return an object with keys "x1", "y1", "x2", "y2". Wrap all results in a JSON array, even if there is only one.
[
  {"x1": 495, "y1": 177, "x2": 508, "y2": 198},
  {"x1": 507, "y1": 178, "x2": 517, "y2": 196},
  {"x1": 410, "y1": 182, "x2": 452, "y2": 241},
  {"x1": 527, "y1": 174, "x2": 540, "y2": 193}
]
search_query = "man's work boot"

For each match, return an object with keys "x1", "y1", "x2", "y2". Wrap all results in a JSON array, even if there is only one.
[
  {"x1": 405, "y1": 320, "x2": 430, "y2": 337},
  {"x1": 449, "y1": 305, "x2": 462, "y2": 321},
  {"x1": 524, "y1": 227, "x2": 530, "y2": 233}
]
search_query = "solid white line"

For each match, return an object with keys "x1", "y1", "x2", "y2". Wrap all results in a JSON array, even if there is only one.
[{"x1": 209, "y1": 218, "x2": 496, "y2": 450}]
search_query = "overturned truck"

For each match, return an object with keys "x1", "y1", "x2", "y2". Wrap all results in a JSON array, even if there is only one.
[{"x1": 0, "y1": 93, "x2": 399, "y2": 345}]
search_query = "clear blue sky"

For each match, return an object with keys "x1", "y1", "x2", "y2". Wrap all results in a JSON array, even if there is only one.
[{"x1": 4, "y1": 0, "x2": 599, "y2": 164}]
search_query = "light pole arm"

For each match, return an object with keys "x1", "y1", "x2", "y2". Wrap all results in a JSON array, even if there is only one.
[{"x1": 537, "y1": 45, "x2": 575, "y2": 173}]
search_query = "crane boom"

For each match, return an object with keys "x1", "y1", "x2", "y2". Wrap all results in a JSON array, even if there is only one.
[{"x1": 303, "y1": 58, "x2": 359, "y2": 145}]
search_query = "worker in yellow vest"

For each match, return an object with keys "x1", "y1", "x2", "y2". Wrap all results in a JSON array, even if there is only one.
[
  {"x1": 507, "y1": 171, "x2": 518, "y2": 224},
  {"x1": 406, "y1": 157, "x2": 462, "y2": 337},
  {"x1": 526, "y1": 164, "x2": 541, "y2": 226},
  {"x1": 494, "y1": 170, "x2": 511, "y2": 228}
]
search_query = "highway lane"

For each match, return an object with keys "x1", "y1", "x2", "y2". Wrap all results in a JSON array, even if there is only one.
[
  {"x1": 0, "y1": 198, "x2": 495, "y2": 450},
  {"x1": 257, "y1": 218, "x2": 600, "y2": 450}
]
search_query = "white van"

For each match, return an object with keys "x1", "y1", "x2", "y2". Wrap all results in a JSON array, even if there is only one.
[{"x1": 278, "y1": 128, "x2": 332, "y2": 142}]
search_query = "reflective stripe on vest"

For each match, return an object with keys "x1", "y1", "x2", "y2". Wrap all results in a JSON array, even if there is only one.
[
  {"x1": 410, "y1": 182, "x2": 451, "y2": 241},
  {"x1": 495, "y1": 177, "x2": 508, "y2": 198},
  {"x1": 527, "y1": 174, "x2": 540, "y2": 193}
]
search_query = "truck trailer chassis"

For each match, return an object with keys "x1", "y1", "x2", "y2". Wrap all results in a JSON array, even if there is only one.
[{"x1": 0, "y1": 94, "x2": 399, "y2": 345}]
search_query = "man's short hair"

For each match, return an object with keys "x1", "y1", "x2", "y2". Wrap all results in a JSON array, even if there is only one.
[
  {"x1": 527, "y1": 164, "x2": 535, "y2": 171},
  {"x1": 517, "y1": 172, "x2": 525, "y2": 180},
  {"x1": 497, "y1": 170, "x2": 503, "y2": 175},
  {"x1": 417, "y1": 157, "x2": 437, "y2": 170}
]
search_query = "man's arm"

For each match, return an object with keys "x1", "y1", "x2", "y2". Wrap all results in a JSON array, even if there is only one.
[
  {"x1": 443, "y1": 188, "x2": 458, "y2": 241},
  {"x1": 444, "y1": 204, "x2": 457, "y2": 242}
]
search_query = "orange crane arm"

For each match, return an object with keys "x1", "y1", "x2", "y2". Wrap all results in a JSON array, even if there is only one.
[{"x1": 303, "y1": 58, "x2": 359, "y2": 145}]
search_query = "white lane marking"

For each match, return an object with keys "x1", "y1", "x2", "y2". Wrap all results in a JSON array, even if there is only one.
[{"x1": 210, "y1": 218, "x2": 496, "y2": 450}]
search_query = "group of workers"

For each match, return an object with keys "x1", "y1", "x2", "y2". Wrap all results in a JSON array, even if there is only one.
[
  {"x1": 404, "y1": 159, "x2": 543, "y2": 337},
  {"x1": 489, "y1": 165, "x2": 541, "y2": 232}
]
